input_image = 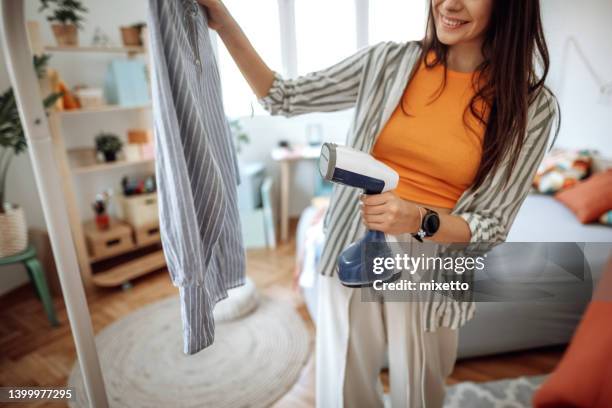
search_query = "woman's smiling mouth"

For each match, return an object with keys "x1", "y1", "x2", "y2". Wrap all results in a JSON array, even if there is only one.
[{"x1": 440, "y1": 13, "x2": 469, "y2": 29}]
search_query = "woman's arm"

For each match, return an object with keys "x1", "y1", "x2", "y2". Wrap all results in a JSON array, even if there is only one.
[
  {"x1": 453, "y1": 91, "x2": 558, "y2": 243},
  {"x1": 197, "y1": 0, "x2": 275, "y2": 98}
]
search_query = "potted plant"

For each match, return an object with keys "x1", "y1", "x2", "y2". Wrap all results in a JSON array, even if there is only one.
[
  {"x1": 0, "y1": 55, "x2": 62, "y2": 257},
  {"x1": 120, "y1": 22, "x2": 146, "y2": 47},
  {"x1": 39, "y1": 0, "x2": 87, "y2": 46},
  {"x1": 95, "y1": 132, "x2": 123, "y2": 162}
]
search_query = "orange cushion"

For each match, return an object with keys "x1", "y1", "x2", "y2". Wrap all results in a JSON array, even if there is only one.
[
  {"x1": 533, "y1": 259, "x2": 612, "y2": 408},
  {"x1": 555, "y1": 169, "x2": 612, "y2": 223}
]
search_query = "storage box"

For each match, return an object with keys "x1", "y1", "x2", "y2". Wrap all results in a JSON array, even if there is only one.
[
  {"x1": 75, "y1": 87, "x2": 105, "y2": 109},
  {"x1": 104, "y1": 59, "x2": 150, "y2": 107},
  {"x1": 84, "y1": 219, "x2": 134, "y2": 260},
  {"x1": 127, "y1": 128, "x2": 152, "y2": 144},
  {"x1": 123, "y1": 144, "x2": 141, "y2": 162},
  {"x1": 120, "y1": 193, "x2": 158, "y2": 227},
  {"x1": 134, "y1": 223, "x2": 160, "y2": 246},
  {"x1": 140, "y1": 142, "x2": 155, "y2": 160}
]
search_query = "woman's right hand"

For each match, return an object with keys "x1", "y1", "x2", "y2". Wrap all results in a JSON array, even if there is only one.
[{"x1": 196, "y1": 0, "x2": 234, "y2": 33}]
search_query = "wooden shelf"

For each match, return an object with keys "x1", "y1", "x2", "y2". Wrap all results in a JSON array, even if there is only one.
[
  {"x1": 44, "y1": 45, "x2": 145, "y2": 54},
  {"x1": 91, "y1": 249, "x2": 166, "y2": 287},
  {"x1": 67, "y1": 148, "x2": 154, "y2": 175},
  {"x1": 56, "y1": 104, "x2": 151, "y2": 118},
  {"x1": 75, "y1": 158, "x2": 154, "y2": 175}
]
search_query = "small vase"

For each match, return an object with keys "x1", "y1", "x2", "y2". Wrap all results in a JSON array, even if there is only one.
[
  {"x1": 103, "y1": 151, "x2": 117, "y2": 162},
  {"x1": 0, "y1": 203, "x2": 28, "y2": 258},
  {"x1": 51, "y1": 23, "x2": 79, "y2": 46}
]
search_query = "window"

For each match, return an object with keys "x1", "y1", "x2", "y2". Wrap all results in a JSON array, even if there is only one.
[
  {"x1": 369, "y1": 0, "x2": 427, "y2": 45},
  {"x1": 294, "y1": 0, "x2": 357, "y2": 75},
  {"x1": 215, "y1": 0, "x2": 427, "y2": 117},
  {"x1": 216, "y1": 0, "x2": 282, "y2": 117}
]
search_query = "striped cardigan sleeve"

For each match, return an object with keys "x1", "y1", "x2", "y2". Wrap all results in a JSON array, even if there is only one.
[
  {"x1": 453, "y1": 89, "x2": 558, "y2": 243},
  {"x1": 258, "y1": 45, "x2": 377, "y2": 117}
]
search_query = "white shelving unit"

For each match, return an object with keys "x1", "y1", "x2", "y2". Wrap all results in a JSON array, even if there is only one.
[{"x1": 39, "y1": 43, "x2": 165, "y2": 289}]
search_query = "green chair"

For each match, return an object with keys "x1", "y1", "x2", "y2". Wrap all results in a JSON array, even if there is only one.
[{"x1": 0, "y1": 245, "x2": 59, "y2": 326}]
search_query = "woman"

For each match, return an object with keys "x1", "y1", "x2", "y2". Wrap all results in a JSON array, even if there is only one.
[{"x1": 197, "y1": 0, "x2": 558, "y2": 406}]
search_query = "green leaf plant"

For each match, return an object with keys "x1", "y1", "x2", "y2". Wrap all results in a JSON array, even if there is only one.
[{"x1": 0, "y1": 54, "x2": 63, "y2": 212}]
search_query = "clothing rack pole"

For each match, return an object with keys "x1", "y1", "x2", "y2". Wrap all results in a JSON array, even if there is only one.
[{"x1": 0, "y1": 1, "x2": 109, "y2": 407}]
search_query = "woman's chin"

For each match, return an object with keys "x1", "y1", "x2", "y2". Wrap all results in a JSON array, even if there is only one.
[{"x1": 434, "y1": 27, "x2": 467, "y2": 46}]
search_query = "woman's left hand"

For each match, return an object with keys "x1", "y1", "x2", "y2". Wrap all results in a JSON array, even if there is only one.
[{"x1": 360, "y1": 191, "x2": 419, "y2": 235}]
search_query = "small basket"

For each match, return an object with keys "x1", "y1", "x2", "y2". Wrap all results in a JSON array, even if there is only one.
[
  {"x1": 75, "y1": 88, "x2": 105, "y2": 109},
  {"x1": 0, "y1": 204, "x2": 28, "y2": 258},
  {"x1": 120, "y1": 193, "x2": 158, "y2": 228}
]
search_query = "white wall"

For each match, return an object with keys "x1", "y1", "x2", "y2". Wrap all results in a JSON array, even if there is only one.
[
  {"x1": 1, "y1": 0, "x2": 611, "y2": 295},
  {"x1": 541, "y1": 0, "x2": 612, "y2": 157}
]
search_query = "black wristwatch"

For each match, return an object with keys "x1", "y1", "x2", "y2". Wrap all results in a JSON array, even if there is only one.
[{"x1": 412, "y1": 207, "x2": 440, "y2": 242}]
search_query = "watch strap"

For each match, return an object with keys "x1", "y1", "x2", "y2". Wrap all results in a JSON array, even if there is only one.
[{"x1": 412, "y1": 207, "x2": 439, "y2": 242}]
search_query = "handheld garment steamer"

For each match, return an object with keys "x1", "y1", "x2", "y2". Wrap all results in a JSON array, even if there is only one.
[{"x1": 319, "y1": 143, "x2": 401, "y2": 287}]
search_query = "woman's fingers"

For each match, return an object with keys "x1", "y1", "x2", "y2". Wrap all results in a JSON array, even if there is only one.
[
  {"x1": 361, "y1": 211, "x2": 389, "y2": 224},
  {"x1": 196, "y1": 0, "x2": 231, "y2": 31},
  {"x1": 360, "y1": 204, "x2": 386, "y2": 216},
  {"x1": 360, "y1": 192, "x2": 390, "y2": 206}
]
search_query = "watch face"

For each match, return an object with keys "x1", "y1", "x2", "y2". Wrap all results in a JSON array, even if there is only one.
[{"x1": 424, "y1": 212, "x2": 440, "y2": 235}]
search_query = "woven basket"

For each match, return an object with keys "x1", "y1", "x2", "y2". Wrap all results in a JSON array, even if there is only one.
[{"x1": 0, "y1": 204, "x2": 28, "y2": 258}]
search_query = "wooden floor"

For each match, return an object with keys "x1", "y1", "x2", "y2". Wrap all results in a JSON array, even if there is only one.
[{"x1": 0, "y1": 227, "x2": 565, "y2": 407}]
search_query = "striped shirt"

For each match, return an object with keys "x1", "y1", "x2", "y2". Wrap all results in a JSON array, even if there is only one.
[
  {"x1": 259, "y1": 41, "x2": 557, "y2": 331},
  {"x1": 149, "y1": 0, "x2": 245, "y2": 354}
]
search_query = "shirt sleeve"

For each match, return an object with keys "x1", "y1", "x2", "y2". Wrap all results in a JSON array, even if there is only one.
[
  {"x1": 257, "y1": 44, "x2": 379, "y2": 117},
  {"x1": 453, "y1": 90, "x2": 559, "y2": 244}
]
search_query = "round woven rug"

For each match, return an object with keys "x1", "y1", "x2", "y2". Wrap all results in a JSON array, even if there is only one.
[{"x1": 68, "y1": 294, "x2": 311, "y2": 407}]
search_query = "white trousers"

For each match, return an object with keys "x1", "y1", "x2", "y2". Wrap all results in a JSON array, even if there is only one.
[{"x1": 315, "y1": 235, "x2": 458, "y2": 408}]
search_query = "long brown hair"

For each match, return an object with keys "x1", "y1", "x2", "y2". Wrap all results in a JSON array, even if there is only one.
[{"x1": 416, "y1": 1, "x2": 554, "y2": 190}]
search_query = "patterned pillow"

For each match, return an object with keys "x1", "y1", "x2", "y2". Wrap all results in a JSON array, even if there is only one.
[
  {"x1": 601, "y1": 210, "x2": 612, "y2": 225},
  {"x1": 533, "y1": 149, "x2": 594, "y2": 194}
]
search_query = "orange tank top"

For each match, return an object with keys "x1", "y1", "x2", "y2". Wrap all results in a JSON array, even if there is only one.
[{"x1": 372, "y1": 57, "x2": 487, "y2": 209}]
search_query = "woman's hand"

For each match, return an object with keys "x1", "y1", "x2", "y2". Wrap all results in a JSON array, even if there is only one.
[
  {"x1": 360, "y1": 191, "x2": 420, "y2": 235},
  {"x1": 196, "y1": 0, "x2": 235, "y2": 33}
]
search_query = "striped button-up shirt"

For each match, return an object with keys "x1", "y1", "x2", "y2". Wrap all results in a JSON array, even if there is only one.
[
  {"x1": 259, "y1": 41, "x2": 557, "y2": 331},
  {"x1": 149, "y1": 0, "x2": 245, "y2": 354}
]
